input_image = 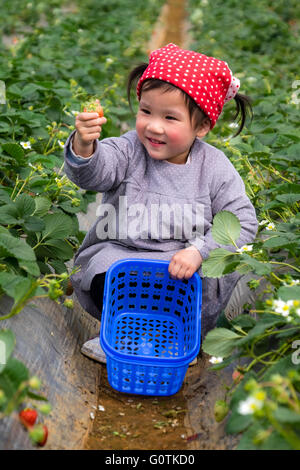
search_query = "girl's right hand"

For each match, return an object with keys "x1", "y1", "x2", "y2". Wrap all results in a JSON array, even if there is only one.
[
  {"x1": 73, "y1": 111, "x2": 107, "y2": 157},
  {"x1": 75, "y1": 112, "x2": 107, "y2": 147}
]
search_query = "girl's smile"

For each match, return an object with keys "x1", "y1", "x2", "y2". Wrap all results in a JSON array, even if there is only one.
[{"x1": 136, "y1": 87, "x2": 209, "y2": 165}]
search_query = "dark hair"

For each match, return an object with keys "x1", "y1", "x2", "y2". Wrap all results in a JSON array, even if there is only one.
[
  {"x1": 232, "y1": 93, "x2": 253, "y2": 136},
  {"x1": 127, "y1": 63, "x2": 253, "y2": 136}
]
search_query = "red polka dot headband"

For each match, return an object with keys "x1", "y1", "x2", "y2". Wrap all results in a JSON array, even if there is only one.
[{"x1": 137, "y1": 43, "x2": 240, "y2": 129}]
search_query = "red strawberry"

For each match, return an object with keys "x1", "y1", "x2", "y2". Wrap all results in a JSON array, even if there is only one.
[
  {"x1": 19, "y1": 408, "x2": 38, "y2": 428},
  {"x1": 83, "y1": 99, "x2": 104, "y2": 117},
  {"x1": 29, "y1": 424, "x2": 48, "y2": 447}
]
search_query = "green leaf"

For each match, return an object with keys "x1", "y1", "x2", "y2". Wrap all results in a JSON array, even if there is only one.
[
  {"x1": 44, "y1": 239, "x2": 74, "y2": 260},
  {"x1": 276, "y1": 194, "x2": 300, "y2": 205},
  {"x1": 263, "y1": 236, "x2": 297, "y2": 249},
  {"x1": 237, "y1": 424, "x2": 293, "y2": 450},
  {"x1": 18, "y1": 259, "x2": 40, "y2": 277},
  {"x1": 7, "y1": 84, "x2": 23, "y2": 97},
  {"x1": 225, "y1": 411, "x2": 252, "y2": 434},
  {"x1": 34, "y1": 196, "x2": 52, "y2": 217},
  {"x1": 0, "y1": 205, "x2": 19, "y2": 225},
  {"x1": 235, "y1": 315, "x2": 285, "y2": 347},
  {"x1": 231, "y1": 314, "x2": 257, "y2": 330},
  {"x1": 263, "y1": 354, "x2": 299, "y2": 381},
  {"x1": 202, "y1": 248, "x2": 238, "y2": 278},
  {"x1": 0, "y1": 329, "x2": 15, "y2": 373},
  {"x1": 48, "y1": 259, "x2": 68, "y2": 274},
  {"x1": 0, "y1": 233, "x2": 36, "y2": 261},
  {"x1": 211, "y1": 211, "x2": 241, "y2": 246},
  {"x1": 202, "y1": 327, "x2": 243, "y2": 357},
  {"x1": 15, "y1": 193, "x2": 35, "y2": 217},
  {"x1": 2, "y1": 143, "x2": 24, "y2": 162},
  {"x1": 0, "y1": 272, "x2": 33, "y2": 304},
  {"x1": 21, "y1": 83, "x2": 42, "y2": 97},
  {"x1": 222, "y1": 261, "x2": 241, "y2": 275},
  {"x1": 27, "y1": 391, "x2": 48, "y2": 402},
  {"x1": 0, "y1": 357, "x2": 29, "y2": 406},
  {"x1": 23, "y1": 215, "x2": 45, "y2": 232},
  {"x1": 277, "y1": 285, "x2": 300, "y2": 301},
  {"x1": 0, "y1": 188, "x2": 12, "y2": 205},
  {"x1": 238, "y1": 254, "x2": 272, "y2": 275},
  {"x1": 274, "y1": 407, "x2": 300, "y2": 424},
  {"x1": 42, "y1": 213, "x2": 74, "y2": 240},
  {"x1": 260, "y1": 431, "x2": 294, "y2": 450}
]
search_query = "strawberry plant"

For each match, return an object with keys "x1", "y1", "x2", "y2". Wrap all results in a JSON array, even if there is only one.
[{"x1": 0, "y1": 0, "x2": 164, "y2": 442}]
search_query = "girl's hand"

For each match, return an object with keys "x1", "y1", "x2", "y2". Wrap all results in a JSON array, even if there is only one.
[
  {"x1": 73, "y1": 99, "x2": 107, "y2": 157},
  {"x1": 168, "y1": 246, "x2": 203, "y2": 280}
]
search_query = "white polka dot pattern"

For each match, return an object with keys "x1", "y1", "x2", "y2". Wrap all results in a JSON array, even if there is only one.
[{"x1": 137, "y1": 43, "x2": 240, "y2": 129}]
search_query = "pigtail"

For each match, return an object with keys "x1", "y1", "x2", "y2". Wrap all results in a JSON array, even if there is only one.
[
  {"x1": 232, "y1": 93, "x2": 253, "y2": 136},
  {"x1": 127, "y1": 63, "x2": 148, "y2": 112}
]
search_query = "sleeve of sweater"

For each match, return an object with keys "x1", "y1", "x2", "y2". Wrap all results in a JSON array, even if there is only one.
[
  {"x1": 189, "y1": 150, "x2": 258, "y2": 259},
  {"x1": 63, "y1": 130, "x2": 138, "y2": 192}
]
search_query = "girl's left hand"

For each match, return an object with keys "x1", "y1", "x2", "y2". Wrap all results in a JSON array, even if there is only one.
[{"x1": 168, "y1": 246, "x2": 203, "y2": 280}]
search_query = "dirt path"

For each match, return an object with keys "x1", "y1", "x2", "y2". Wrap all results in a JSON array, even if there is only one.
[
  {"x1": 85, "y1": 353, "x2": 237, "y2": 450},
  {"x1": 147, "y1": 0, "x2": 190, "y2": 52}
]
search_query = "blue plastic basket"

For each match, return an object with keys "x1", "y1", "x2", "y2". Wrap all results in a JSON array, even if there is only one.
[{"x1": 100, "y1": 258, "x2": 202, "y2": 396}]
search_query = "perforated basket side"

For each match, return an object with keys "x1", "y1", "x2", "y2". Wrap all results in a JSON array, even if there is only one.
[
  {"x1": 100, "y1": 258, "x2": 202, "y2": 366},
  {"x1": 106, "y1": 354, "x2": 188, "y2": 396}
]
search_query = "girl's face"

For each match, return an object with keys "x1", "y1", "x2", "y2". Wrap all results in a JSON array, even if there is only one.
[{"x1": 136, "y1": 87, "x2": 209, "y2": 164}]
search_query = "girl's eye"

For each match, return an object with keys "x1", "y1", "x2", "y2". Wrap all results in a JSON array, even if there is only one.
[
  {"x1": 166, "y1": 115, "x2": 176, "y2": 120},
  {"x1": 141, "y1": 108, "x2": 150, "y2": 114}
]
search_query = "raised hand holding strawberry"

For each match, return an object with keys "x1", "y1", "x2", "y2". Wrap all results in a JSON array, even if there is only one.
[{"x1": 74, "y1": 98, "x2": 107, "y2": 158}]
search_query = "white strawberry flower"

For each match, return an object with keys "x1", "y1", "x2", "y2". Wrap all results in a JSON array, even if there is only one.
[
  {"x1": 238, "y1": 396, "x2": 262, "y2": 415},
  {"x1": 20, "y1": 141, "x2": 31, "y2": 149},
  {"x1": 273, "y1": 299, "x2": 291, "y2": 317},
  {"x1": 266, "y1": 222, "x2": 275, "y2": 231},
  {"x1": 237, "y1": 244, "x2": 253, "y2": 253},
  {"x1": 238, "y1": 391, "x2": 265, "y2": 415},
  {"x1": 209, "y1": 356, "x2": 223, "y2": 364}
]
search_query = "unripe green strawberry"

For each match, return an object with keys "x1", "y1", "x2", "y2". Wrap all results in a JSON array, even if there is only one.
[
  {"x1": 29, "y1": 424, "x2": 48, "y2": 447},
  {"x1": 38, "y1": 403, "x2": 52, "y2": 415},
  {"x1": 63, "y1": 298, "x2": 74, "y2": 309},
  {"x1": 214, "y1": 400, "x2": 229, "y2": 422},
  {"x1": 28, "y1": 376, "x2": 41, "y2": 390}
]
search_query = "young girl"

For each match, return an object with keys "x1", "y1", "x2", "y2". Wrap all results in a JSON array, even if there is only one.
[{"x1": 64, "y1": 43, "x2": 258, "y2": 362}]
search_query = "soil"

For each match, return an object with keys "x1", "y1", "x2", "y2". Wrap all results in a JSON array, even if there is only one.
[
  {"x1": 85, "y1": 352, "x2": 237, "y2": 450},
  {"x1": 86, "y1": 368, "x2": 189, "y2": 451},
  {"x1": 148, "y1": 0, "x2": 190, "y2": 53}
]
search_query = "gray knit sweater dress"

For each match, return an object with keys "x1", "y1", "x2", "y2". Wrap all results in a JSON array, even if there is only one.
[{"x1": 63, "y1": 130, "x2": 258, "y2": 336}]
